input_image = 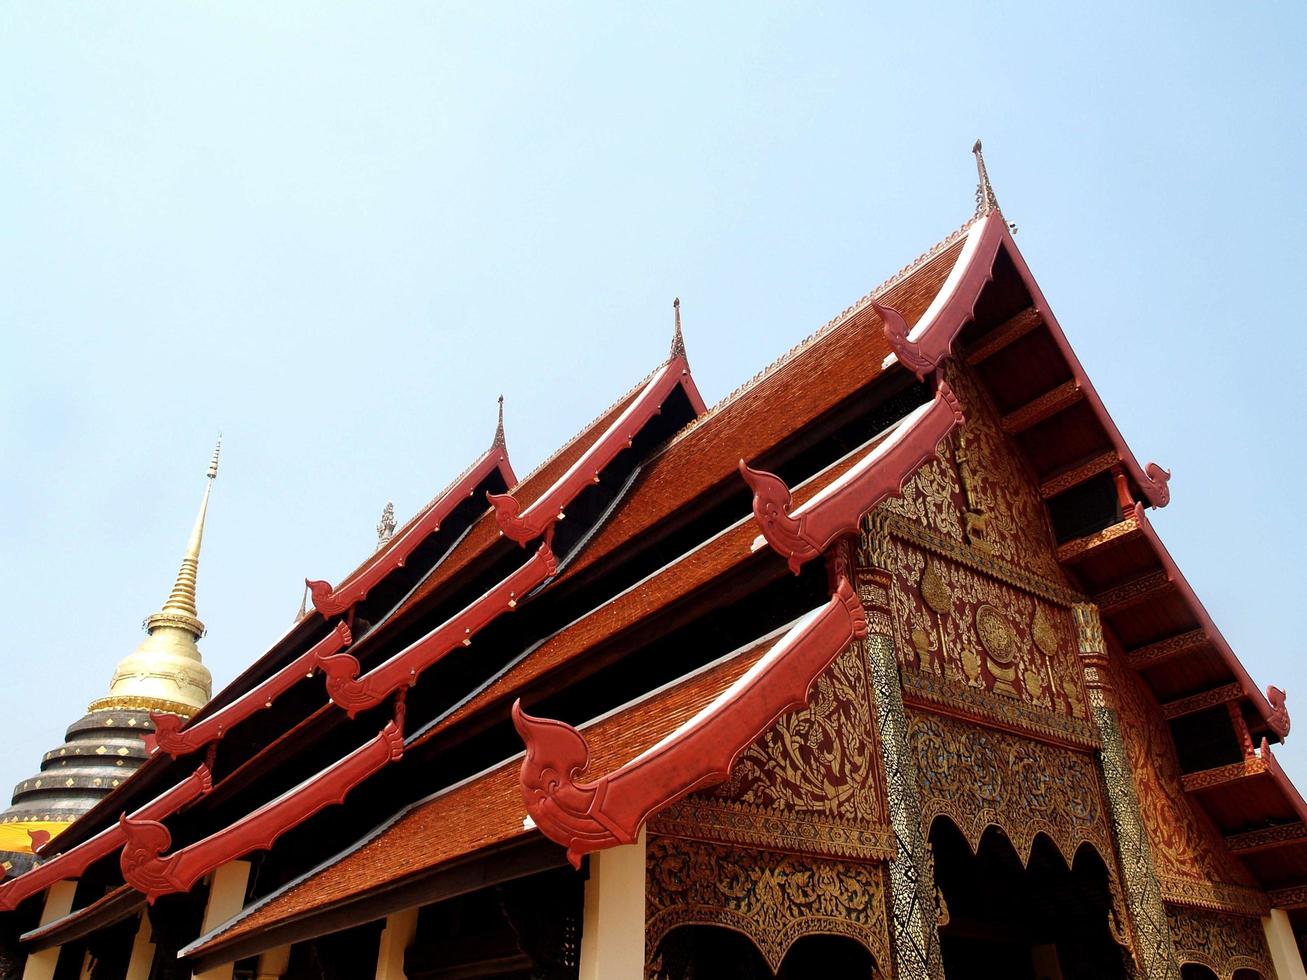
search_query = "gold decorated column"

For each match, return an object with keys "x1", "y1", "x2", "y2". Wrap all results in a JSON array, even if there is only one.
[
  {"x1": 1073, "y1": 602, "x2": 1181, "y2": 979},
  {"x1": 859, "y1": 516, "x2": 944, "y2": 980}
]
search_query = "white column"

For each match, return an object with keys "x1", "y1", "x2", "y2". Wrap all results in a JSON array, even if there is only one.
[
  {"x1": 1263, "y1": 908, "x2": 1307, "y2": 980},
  {"x1": 578, "y1": 827, "x2": 647, "y2": 980},
  {"x1": 124, "y1": 912, "x2": 156, "y2": 980},
  {"x1": 374, "y1": 908, "x2": 418, "y2": 980},
  {"x1": 192, "y1": 860, "x2": 252, "y2": 980},
  {"x1": 21, "y1": 880, "x2": 78, "y2": 980},
  {"x1": 255, "y1": 945, "x2": 291, "y2": 980}
]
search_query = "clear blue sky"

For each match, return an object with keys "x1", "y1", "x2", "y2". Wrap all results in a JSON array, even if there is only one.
[{"x1": 2, "y1": 4, "x2": 1304, "y2": 799}]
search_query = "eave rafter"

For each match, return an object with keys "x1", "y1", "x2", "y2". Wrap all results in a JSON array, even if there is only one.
[
  {"x1": 999, "y1": 380, "x2": 1083, "y2": 435},
  {"x1": 1160, "y1": 682, "x2": 1244, "y2": 721},
  {"x1": 0, "y1": 766, "x2": 212, "y2": 911},
  {"x1": 121, "y1": 706, "x2": 405, "y2": 903},
  {"x1": 308, "y1": 434, "x2": 517, "y2": 617},
  {"x1": 1181, "y1": 754, "x2": 1270, "y2": 795},
  {"x1": 513, "y1": 578, "x2": 866, "y2": 867},
  {"x1": 964, "y1": 307, "x2": 1043, "y2": 365},
  {"x1": 148, "y1": 624, "x2": 353, "y2": 757},
  {"x1": 489, "y1": 353, "x2": 706, "y2": 546},
  {"x1": 1126, "y1": 629, "x2": 1209, "y2": 671},
  {"x1": 741, "y1": 381, "x2": 964, "y2": 573},
  {"x1": 1094, "y1": 569, "x2": 1171, "y2": 616},
  {"x1": 316, "y1": 535, "x2": 557, "y2": 717},
  {"x1": 1055, "y1": 506, "x2": 1144, "y2": 564},
  {"x1": 1040, "y1": 451, "x2": 1120, "y2": 500},
  {"x1": 1225, "y1": 821, "x2": 1307, "y2": 855}
]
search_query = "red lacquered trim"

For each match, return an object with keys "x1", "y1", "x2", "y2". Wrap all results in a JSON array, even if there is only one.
[
  {"x1": 489, "y1": 356, "x2": 705, "y2": 546},
  {"x1": 513, "y1": 577, "x2": 867, "y2": 867},
  {"x1": 994, "y1": 222, "x2": 1170, "y2": 508},
  {"x1": 316, "y1": 535, "x2": 557, "y2": 717},
  {"x1": 1130, "y1": 506, "x2": 1286, "y2": 738},
  {"x1": 120, "y1": 718, "x2": 404, "y2": 902},
  {"x1": 741, "y1": 381, "x2": 964, "y2": 574},
  {"x1": 876, "y1": 214, "x2": 1004, "y2": 381},
  {"x1": 308, "y1": 447, "x2": 517, "y2": 616},
  {"x1": 146, "y1": 623, "x2": 353, "y2": 758},
  {"x1": 0, "y1": 765, "x2": 211, "y2": 910}
]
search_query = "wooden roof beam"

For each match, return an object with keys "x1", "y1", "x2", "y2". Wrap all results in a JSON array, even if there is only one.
[
  {"x1": 964, "y1": 307, "x2": 1043, "y2": 365},
  {"x1": 1225, "y1": 821, "x2": 1307, "y2": 856},
  {"x1": 1055, "y1": 506, "x2": 1143, "y2": 564},
  {"x1": 1001, "y1": 380, "x2": 1084, "y2": 435},
  {"x1": 1160, "y1": 682, "x2": 1243, "y2": 720},
  {"x1": 1268, "y1": 884, "x2": 1307, "y2": 910},
  {"x1": 1094, "y1": 569, "x2": 1171, "y2": 616},
  {"x1": 1126, "y1": 629, "x2": 1210, "y2": 671},
  {"x1": 1039, "y1": 451, "x2": 1120, "y2": 500},
  {"x1": 1181, "y1": 755, "x2": 1270, "y2": 794}
]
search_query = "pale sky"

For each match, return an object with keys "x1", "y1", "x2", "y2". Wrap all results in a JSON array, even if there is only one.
[{"x1": 2, "y1": 3, "x2": 1305, "y2": 797}]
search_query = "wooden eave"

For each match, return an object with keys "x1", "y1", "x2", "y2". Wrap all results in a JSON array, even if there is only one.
[
  {"x1": 20, "y1": 883, "x2": 143, "y2": 952},
  {"x1": 179, "y1": 633, "x2": 779, "y2": 966}
]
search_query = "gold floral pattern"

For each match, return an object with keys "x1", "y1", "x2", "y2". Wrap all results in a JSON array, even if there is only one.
[
  {"x1": 645, "y1": 836, "x2": 891, "y2": 973},
  {"x1": 907, "y1": 710, "x2": 1113, "y2": 869},
  {"x1": 1166, "y1": 904, "x2": 1275, "y2": 979}
]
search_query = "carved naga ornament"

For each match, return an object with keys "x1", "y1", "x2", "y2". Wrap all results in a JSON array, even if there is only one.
[
  {"x1": 0, "y1": 765, "x2": 212, "y2": 908},
  {"x1": 513, "y1": 577, "x2": 867, "y2": 868},
  {"x1": 316, "y1": 534, "x2": 556, "y2": 716},
  {"x1": 120, "y1": 715, "x2": 404, "y2": 902},
  {"x1": 1268, "y1": 685, "x2": 1291, "y2": 739},
  {"x1": 148, "y1": 623, "x2": 353, "y2": 757},
  {"x1": 741, "y1": 380, "x2": 964, "y2": 574}
]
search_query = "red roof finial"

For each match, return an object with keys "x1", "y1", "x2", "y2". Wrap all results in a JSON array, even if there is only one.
[
  {"x1": 670, "y1": 297, "x2": 685, "y2": 360},
  {"x1": 973, "y1": 140, "x2": 999, "y2": 217}
]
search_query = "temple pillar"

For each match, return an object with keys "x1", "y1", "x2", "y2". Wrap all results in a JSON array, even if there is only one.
[
  {"x1": 124, "y1": 911, "x2": 156, "y2": 980},
  {"x1": 192, "y1": 860, "x2": 251, "y2": 980},
  {"x1": 578, "y1": 826, "x2": 646, "y2": 980},
  {"x1": 859, "y1": 519, "x2": 944, "y2": 980},
  {"x1": 1263, "y1": 909, "x2": 1307, "y2": 980},
  {"x1": 256, "y1": 945, "x2": 291, "y2": 979},
  {"x1": 1073, "y1": 603, "x2": 1181, "y2": 980},
  {"x1": 21, "y1": 880, "x2": 77, "y2": 980},
  {"x1": 374, "y1": 908, "x2": 418, "y2": 980}
]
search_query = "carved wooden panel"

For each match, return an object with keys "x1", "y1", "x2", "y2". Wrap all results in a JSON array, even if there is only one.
[
  {"x1": 885, "y1": 534, "x2": 1090, "y2": 720},
  {"x1": 645, "y1": 835, "x2": 891, "y2": 974},
  {"x1": 1165, "y1": 904, "x2": 1275, "y2": 980},
  {"x1": 906, "y1": 709, "x2": 1113, "y2": 869},
  {"x1": 651, "y1": 642, "x2": 895, "y2": 861},
  {"x1": 880, "y1": 364, "x2": 1067, "y2": 583},
  {"x1": 1110, "y1": 654, "x2": 1266, "y2": 915}
]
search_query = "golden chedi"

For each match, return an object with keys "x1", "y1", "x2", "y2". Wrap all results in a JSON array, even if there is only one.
[{"x1": 0, "y1": 444, "x2": 219, "y2": 876}]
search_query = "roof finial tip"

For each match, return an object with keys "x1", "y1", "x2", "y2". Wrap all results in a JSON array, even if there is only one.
[
  {"x1": 972, "y1": 139, "x2": 999, "y2": 218},
  {"x1": 493, "y1": 394, "x2": 507, "y2": 447},
  {"x1": 670, "y1": 296, "x2": 685, "y2": 360}
]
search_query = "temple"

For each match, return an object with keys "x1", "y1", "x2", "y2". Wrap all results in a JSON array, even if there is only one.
[{"x1": 2, "y1": 147, "x2": 1305, "y2": 980}]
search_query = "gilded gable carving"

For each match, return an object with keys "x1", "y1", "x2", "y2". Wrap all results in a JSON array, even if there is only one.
[
  {"x1": 1166, "y1": 904, "x2": 1275, "y2": 979},
  {"x1": 1110, "y1": 655, "x2": 1263, "y2": 912},
  {"x1": 881, "y1": 363, "x2": 1067, "y2": 582},
  {"x1": 906, "y1": 709, "x2": 1113, "y2": 868},
  {"x1": 645, "y1": 836, "x2": 891, "y2": 975},
  {"x1": 651, "y1": 643, "x2": 895, "y2": 861},
  {"x1": 884, "y1": 533, "x2": 1089, "y2": 720}
]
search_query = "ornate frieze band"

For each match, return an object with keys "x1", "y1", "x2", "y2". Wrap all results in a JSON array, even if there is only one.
[
  {"x1": 883, "y1": 514, "x2": 1082, "y2": 608},
  {"x1": 1158, "y1": 876, "x2": 1270, "y2": 918},
  {"x1": 644, "y1": 836, "x2": 891, "y2": 975},
  {"x1": 1165, "y1": 904, "x2": 1276, "y2": 980}
]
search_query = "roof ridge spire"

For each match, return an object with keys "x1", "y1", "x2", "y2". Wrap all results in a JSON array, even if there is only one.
[
  {"x1": 973, "y1": 139, "x2": 999, "y2": 218},
  {"x1": 376, "y1": 501, "x2": 396, "y2": 551},
  {"x1": 148, "y1": 437, "x2": 220, "y2": 637},
  {"x1": 670, "y1": 297, "x2": 685, "y2": 360},
  {"x1": 493, "y1": 394, "x2": 507, "y2": 448}
]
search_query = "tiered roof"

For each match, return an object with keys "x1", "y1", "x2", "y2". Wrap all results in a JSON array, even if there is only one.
[{"x1": 7, "y1": 159, "x2": 1304, "y2": 968}]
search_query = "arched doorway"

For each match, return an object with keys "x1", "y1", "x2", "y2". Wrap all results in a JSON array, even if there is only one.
[
  {"x1": 648, "y1": 925, "x2": 879, "y2": 979},
  {"x1": 930, "y1": 817, "x2": 1127, "y2": 980}
]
